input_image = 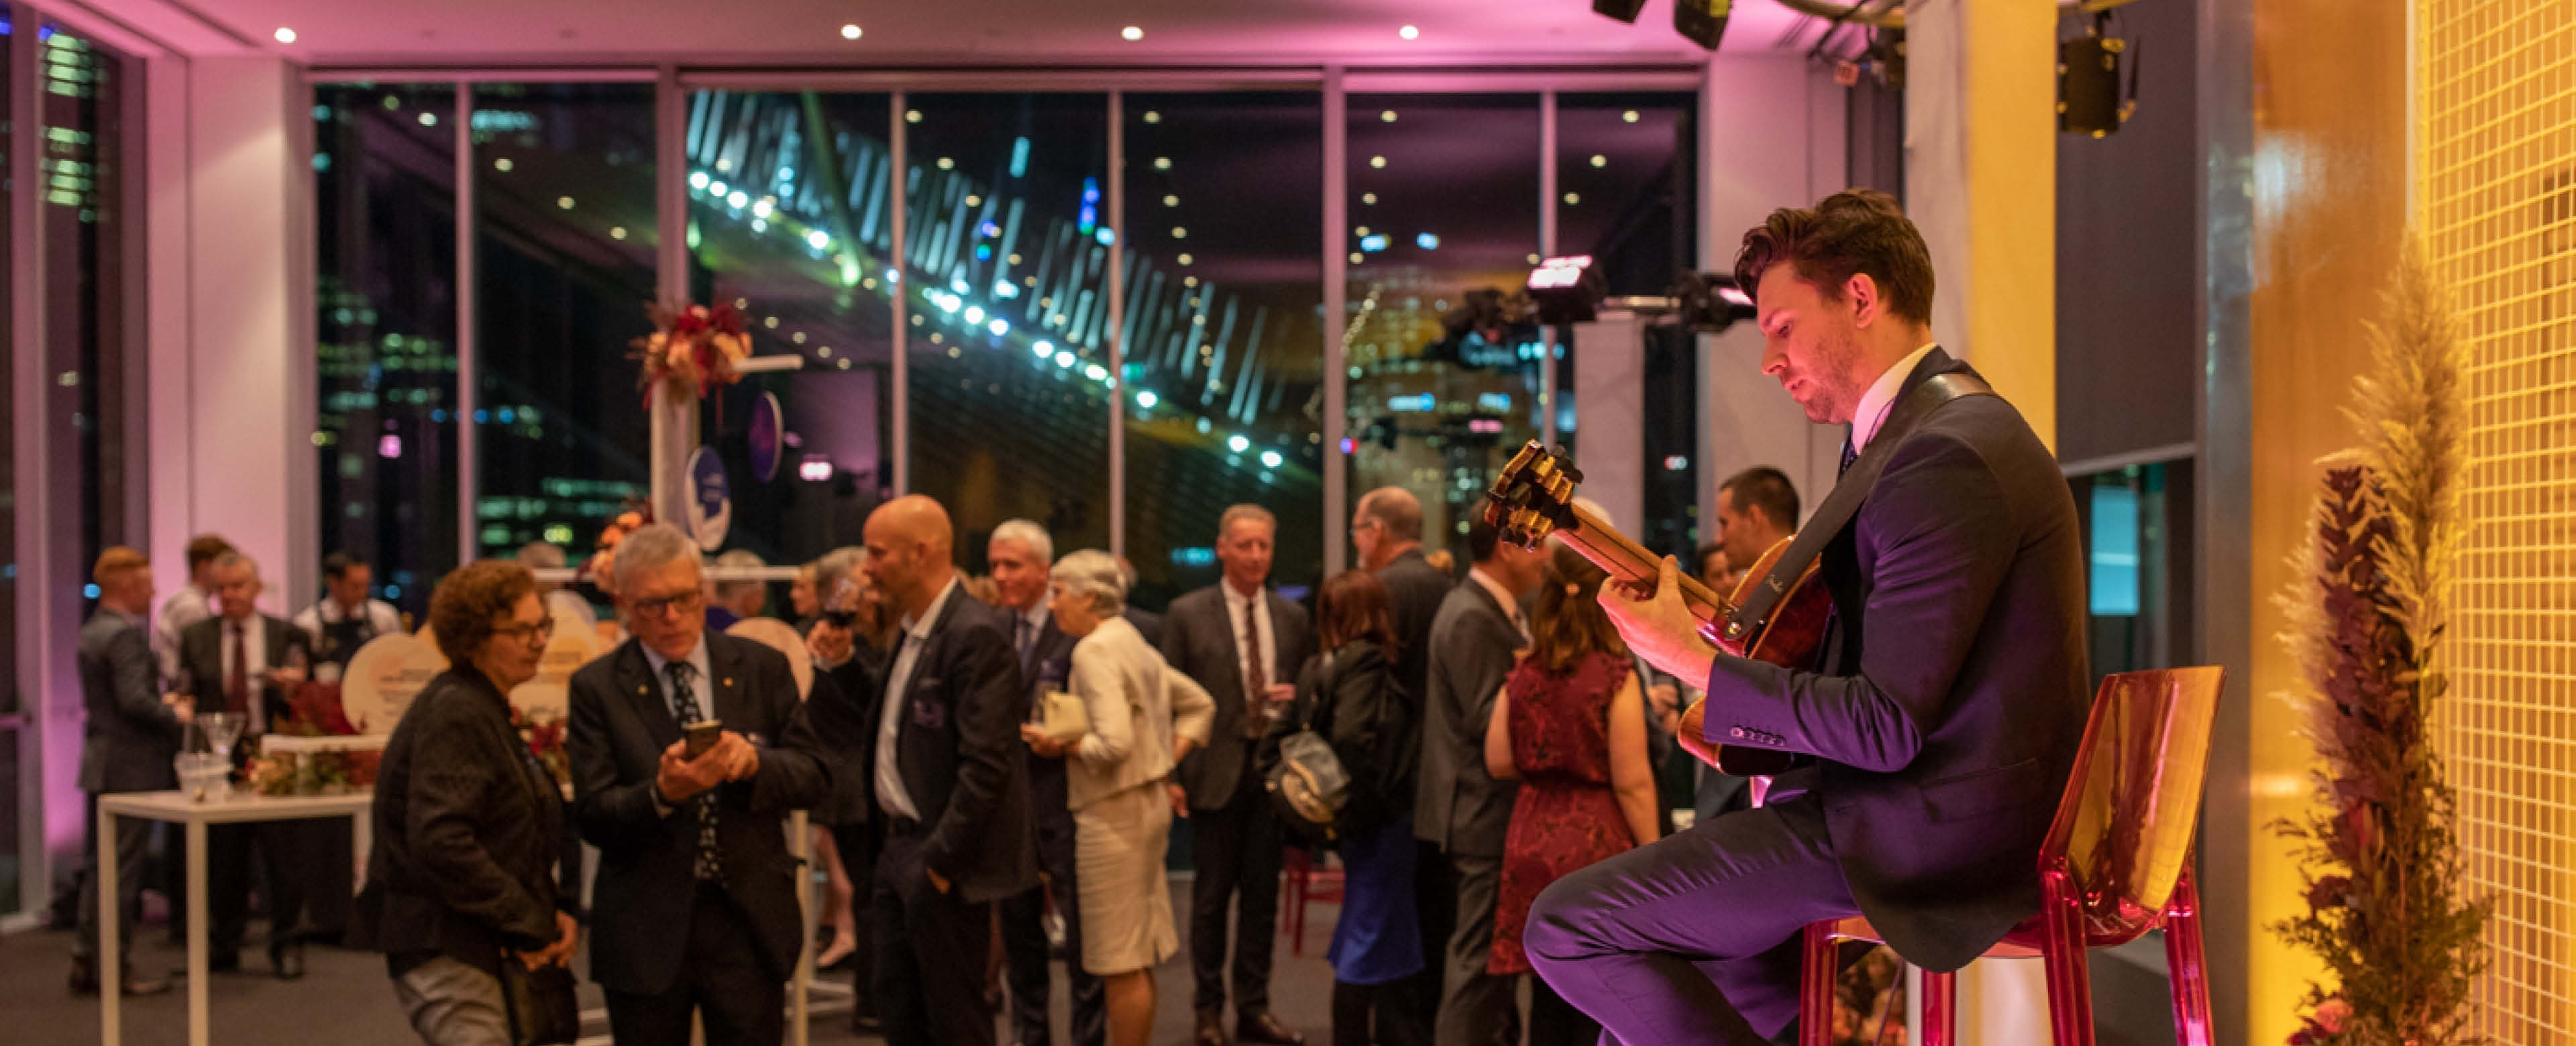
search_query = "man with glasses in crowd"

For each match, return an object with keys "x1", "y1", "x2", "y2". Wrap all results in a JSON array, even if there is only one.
[{"x1": 567, "y1": 523, "x2": 831, "y2": 1046}]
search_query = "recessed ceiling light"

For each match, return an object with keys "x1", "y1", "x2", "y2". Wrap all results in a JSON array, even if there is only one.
[
  {"x1": 1399, "y1": 25, "x2": 1419, "y2": 40},
  {"x1": 840, "y1": 23, "x2": 862, "y2": 40},
  {"x1": 1591, "y1": 154, "x2": 1607, "y2": 168},
  {"x1": 1121, "y1": 25, "x2": 1144, "y2": 41},
  {"x1": 273, "y1": 27, "x2": 297, "y2": 44},
  {"x1": 1622, "y1": 109, "x2": 1641, "y2": 123},
  {"x1": 1380, "y1": 110, "x2": 1398, "y2": 123}
]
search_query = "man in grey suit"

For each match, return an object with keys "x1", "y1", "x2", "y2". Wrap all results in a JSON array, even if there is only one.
[
  {"x1": 1163, "y1": 504, "x2": 1315, "y2": 1046},
  {"x1": 70, "y1": 548, "x2": 184, "y2": 996},
  {"x1": 1526, "y1": 190, "x2": 2091, "y2": 1044},
  {"x1": 1416, "y1": 517, "x2": 1544, "y2": 1046}
]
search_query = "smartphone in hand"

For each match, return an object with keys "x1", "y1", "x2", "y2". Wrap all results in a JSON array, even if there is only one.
[{"x1": 684, "y1": 719, "x2": 723, "y2": 760}]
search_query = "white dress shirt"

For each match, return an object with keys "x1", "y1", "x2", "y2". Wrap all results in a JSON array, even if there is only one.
[
  {"x1": 876, "y1": 576, "x2": 961, "y2": 821},
  {"x1": 640, "y1": 633, "x2": 716, "y2": 724},
  {"x1": 1220, "y1": 581, "x2": 1279, "y2": 699},
  {"x1": 215, "y1": 614, "x2": 274, "y2": 734},
  {"x1": 291, "y1": 597, "x2": 404, "y2": 652},
  {"x1": 1849, "y1": 343, "x2": 1942, "y2": 455}
]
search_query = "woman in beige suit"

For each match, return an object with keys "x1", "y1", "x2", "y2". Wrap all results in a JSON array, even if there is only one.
[{"x1": 1022, "y1": 549, "x2": 1216, "y2": 1046}]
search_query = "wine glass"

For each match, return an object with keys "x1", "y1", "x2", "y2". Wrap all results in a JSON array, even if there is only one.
[{"x1": 195, "y1": 711, "x2": 244, "y2": 762}]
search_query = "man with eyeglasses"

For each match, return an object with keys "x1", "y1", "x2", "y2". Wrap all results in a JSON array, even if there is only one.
[{"x1": 566, "y1": 523, "x2": 831, "y2": 1046}]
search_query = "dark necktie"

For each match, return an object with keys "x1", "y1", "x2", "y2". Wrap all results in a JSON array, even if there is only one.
[
  {"x1": 1839, "y1": 437, "x2": 1859, "y2": 479},
  {"x1": 664, "y1": 660, "x2": 722, "y2": 881},
  {"x1": 226, "y1": 624, "x2": 251, "y2": 715},
  {"x1": 1239, "y1": 598, "x2": 1269, "y2": 739}
]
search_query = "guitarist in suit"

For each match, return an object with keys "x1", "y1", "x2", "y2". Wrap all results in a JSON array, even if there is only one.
[
  {"x1": 1523, "y1": 190, "x2": 2091, "y2": 1045},
  {"x1": 987, "y1": 518, "x2": 1105, "y2": 1046},
  {"x1": 567, "y1": 524, "x2": 831, "y2": 1046},
  {"x1": 174, "y1": 551, "x2": 319, "y2": 979},
  {"x1": 1163, "y1": 504, "x2": 1316, "y2": 1046}
]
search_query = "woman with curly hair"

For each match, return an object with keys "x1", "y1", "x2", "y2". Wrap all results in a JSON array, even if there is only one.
[{"x1": 352, "y1": 560, "x2": 580, "y2": 1044}]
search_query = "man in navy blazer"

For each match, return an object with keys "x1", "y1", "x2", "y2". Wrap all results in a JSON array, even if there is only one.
[
  {"x1": 568, "y1": 524, "x2": 830, "y2": 1046},
  {"x1": 1163, "y1": 504, "x2": 1316, "y2": 1046},
  {"x1": 814, "y1": 494, "x2": 1034, "y2": 1046},
  {"x1": 1526, "y1": 190, "x2": 2092, "y2": 1044}
]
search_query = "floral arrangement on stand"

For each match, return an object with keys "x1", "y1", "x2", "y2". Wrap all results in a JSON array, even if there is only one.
[
  {"x1": 512, "y1": 706, "x2": 572, "y2": 790},
  {"x1": 631, "y1": 300, "x2": 752, "y2": 404},
  {"x1": 247, "y1": 683, "x2": 382, "y2": 796},
  {"x1": 2271, "y1": 237, "x2": 2487, "y2": 1046}
]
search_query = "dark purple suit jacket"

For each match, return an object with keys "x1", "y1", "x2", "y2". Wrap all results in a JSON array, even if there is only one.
[{"x1": 1699, "y1": 348, "x2": 2092, "y2": 973}]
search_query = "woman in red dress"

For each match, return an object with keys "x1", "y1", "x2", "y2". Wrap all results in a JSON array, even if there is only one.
[{"x1": 1483, "y1": 544, "x2": 1662, "y2": 1046}]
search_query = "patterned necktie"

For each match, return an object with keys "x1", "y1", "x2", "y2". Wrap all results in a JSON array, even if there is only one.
[
  {"x1": 1839, "y1": 438, "x2": 1859, "y2": 479},
  {"x1": 664, "y1": 660, "x2": 722, "y2": 881},
  {"x1": 1239, "y1": 597, "x2": 1269, "y2": 739},
  {"x1": 226, "y1": 624, "x2": 251, "y2": 715}
]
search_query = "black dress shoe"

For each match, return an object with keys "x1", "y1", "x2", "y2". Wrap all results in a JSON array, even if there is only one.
[
  {"x1": 270, "y1": 941, "x2": 307, "y2": 981},
  {"x1": 1237, "y1": 1011, "x2": 1303, "y2": 1045},
  {"x1": 207, "y1": 952, "x2": 243, "y2": 974},
  {"x1": 1194, "y1": 1013, "x2": 1230, "y2": 1046}
]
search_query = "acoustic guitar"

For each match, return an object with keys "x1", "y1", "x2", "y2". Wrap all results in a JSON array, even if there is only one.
[{"x1": 1484, "y1": 441, "x2": 1835, "y2": 778}]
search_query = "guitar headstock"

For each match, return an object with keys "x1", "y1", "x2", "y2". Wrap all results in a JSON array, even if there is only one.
[{"x1": 1485, "y1": 441, "x2": 1584, "y2": 550}]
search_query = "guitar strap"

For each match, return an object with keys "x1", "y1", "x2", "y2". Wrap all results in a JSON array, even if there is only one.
[{"x1": 1718, "y1": 365, "x2": 1996, "y2": 646}]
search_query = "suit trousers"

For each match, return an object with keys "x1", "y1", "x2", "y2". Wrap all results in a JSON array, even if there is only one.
[
  {"x1": 871, "y1": 829, "x2": 998, "y2": 1046},
  {"x1": 603, "y1": 882, "x2": 787, "y2": 1046},
  {"x1": 1522, "y1": 795, "x2": 1858, "y2": 1045},
  {"x1": 1189, "y1": 762, "x2": 1283, "y2": 1020},
  {"x1": 209, "y1": 821, "x2": 307, "y2": 957},
  {"x1": 74, "y1": 793, "x2": 156, "y2": 962},
  {"x1": 1405, "y1": 840, "x2": 1453, "y2": 1029},
  {"x1": 1432, "y1": 852, "x2": 1512, "y2": 1046},
  {"x1": 390, "y1": 955, "x2": 513, "y2": 1046},
  {"x1": 1001, "y1": 764, "x2": 1106, "y2": 1046}
]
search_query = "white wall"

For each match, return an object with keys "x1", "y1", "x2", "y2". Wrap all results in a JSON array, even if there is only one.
[
  {"x1": 158, "y1": 56, "x2": 319, "y2": 612},
  {"x1": 1698, "y1": 54, "x2": 1848, "y2": 530}
]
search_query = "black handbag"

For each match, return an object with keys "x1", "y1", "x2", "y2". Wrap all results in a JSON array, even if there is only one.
[{"x1": 498, "y1": 955, "x2": 581, "y2": 1046}]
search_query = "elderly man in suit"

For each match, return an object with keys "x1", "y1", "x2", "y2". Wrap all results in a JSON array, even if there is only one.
[
  {"x1": 174, "y1": 551, "x2": 318, "y2": 978},
  {"x1": 1350, "y1": 485, "x2": 1454, "y2": 1030},
  {"x1": 809, "y1": 494, "x2": 1034, "y2": 1046},
  {"x1": 1525, "y1": 190, "x2": 2092, "y2": 1044},
  {"x1": 567, "y1": 523, "x2": 831, "y2": 1046},
  {"x1": 70, "y1": 548, "x2": 184, "y2": 996},
  {"x1": 985, "y1": 518, "x2": 1105, "y2": 1046},
  {"x1": 1163, "y1": 504, "x2": 1316, "y2": 1046},
  {"x1": 1416, "y1": 518, "x2": 1546, "y2": 1046}
]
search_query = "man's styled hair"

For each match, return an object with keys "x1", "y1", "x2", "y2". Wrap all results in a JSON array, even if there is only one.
[
  {"x1": 1721, "y1": 466, "x2": 1802, "y2": 531},
  {"x1": 1733, "y1": 188, "x2": 1936, "y2": 326},
  {"x1": 94, "y1": 547, "x2": 150, "y2": 585},
  {"x1": 185, "y1": 535, "x2": 235, "y2": 573},
  {"x1": 322, "y1": 552, "x2": 366, "y2": 580},
  {"x1": 1356, "y1": 487, "x2": 1425, "y2": 543},
  {"x1": 1218, "y1": 504, "x2": 1277, "y2": 541},
  {"x1": 991, "y1": 518, "x2": 1055, "y2": 566}
]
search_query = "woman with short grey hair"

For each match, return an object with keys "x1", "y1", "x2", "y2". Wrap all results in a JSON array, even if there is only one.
[{"x1": 1022, "y1": 548, "x2": 1215, "y2": 1046}]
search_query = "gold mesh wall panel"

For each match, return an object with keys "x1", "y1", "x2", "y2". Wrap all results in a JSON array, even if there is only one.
[{"x1": 2420, "y1": 2, "x2": 2576, "y2": 1043}]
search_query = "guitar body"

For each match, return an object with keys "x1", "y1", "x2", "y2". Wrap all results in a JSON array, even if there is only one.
[
  {"x1": 1703, "y1": 537, "x2": 1837, "y2": 777},
  {"x1": 1483, "y1": 441, "x2": 1837, "y2": 778}
]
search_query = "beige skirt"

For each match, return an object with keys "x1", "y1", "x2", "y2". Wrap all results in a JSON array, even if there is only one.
[{"x1": 1073, "y1": 780, "x2": 1178, "y2": 976}]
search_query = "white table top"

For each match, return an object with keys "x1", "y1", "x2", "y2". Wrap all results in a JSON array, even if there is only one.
[{"x1": 99, "y1": 789, "x2": 373, "y2": 824}]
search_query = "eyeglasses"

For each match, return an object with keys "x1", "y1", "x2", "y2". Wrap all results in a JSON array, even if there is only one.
[
  {"x1": 628, "y1": 589, "x2": 705, "y2": 620},
  {"x1": 494, "y1": 618, "x2": 557, "y2": 644}
]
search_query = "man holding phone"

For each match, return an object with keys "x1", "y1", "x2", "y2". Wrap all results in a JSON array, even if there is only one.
[{"x1": 568, "y1": 524, "x2": 830, "y2": 1046}]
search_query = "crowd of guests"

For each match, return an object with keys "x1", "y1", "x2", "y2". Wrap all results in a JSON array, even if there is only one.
[{"x1": 65, "y1": 462, "x2": 1807, "y2": 1046}]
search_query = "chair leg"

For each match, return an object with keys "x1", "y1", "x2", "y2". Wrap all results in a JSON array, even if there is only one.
[
  {"x1": 2162, "y1": 866, "x2": 2215, "y2": 1046},
  {"x1": 1797, "y1": 923, "x2": 1835, "y2": 1046},
  {"x1": 1921, "y1": 968, "x2": 1957, "y2": 1046},
  {"x1": 2037, "y1": 871, "x2": 2097, "y2": 1046}
]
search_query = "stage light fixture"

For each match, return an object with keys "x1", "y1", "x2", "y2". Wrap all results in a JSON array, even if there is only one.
[
  {"x1": 1592, "y1": 0, "x2": 1646, "y2": 24},
  {"x1": 2059, "y1": 15, "x2": 2137, "y2": 137},
  {"x1": 1673, "y1": 0, "x2": 1731, "y2": 51},
  {"x1": 1526, "y1": 255, "x2": 1605, "y2": 325}
]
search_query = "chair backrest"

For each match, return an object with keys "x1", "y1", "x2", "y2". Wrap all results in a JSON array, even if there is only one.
[{"x1": 2037, "y1": 666, "x2": 2226, "y2": 945}]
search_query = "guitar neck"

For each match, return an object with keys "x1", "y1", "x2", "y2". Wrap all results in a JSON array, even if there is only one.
[{"x1": 1553, "y1": 504, "x2": 1730, "y2": 628}]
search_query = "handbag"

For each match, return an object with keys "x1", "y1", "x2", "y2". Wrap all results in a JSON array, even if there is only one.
[
  {"x1": 1266, "y1": 728, "x2": 1350, "y2": 842},
  {"x1": 498, "y1": 954, "x2": 581, "y2": 1046},
  {"x1": 1038, "y1": 688, "x2": 1090, "y2": 743}
]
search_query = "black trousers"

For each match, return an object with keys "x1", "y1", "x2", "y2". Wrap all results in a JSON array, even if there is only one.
[
  {"x1": 1001, "y1": 764, "x2": 1105, "y2": 1046},
  {"x1": 1405, "y1": 839, "x2": 1453, "y2": 1031},
  {"x1": 74, "y1": 791, "x2": 157, "y2": 962},
  {"x1": 871, "y1": 829, "x2": 997, "y2": 1046},
  {"x1": 604, "y1": 882, "x2": 786, "y2": 1046},
  {"x1": 208, "y1": 821, "x2": 307, "y2": 957},
  {"x1": 1189, "y1": 765, "x2": 1283, "y2": 1020}
]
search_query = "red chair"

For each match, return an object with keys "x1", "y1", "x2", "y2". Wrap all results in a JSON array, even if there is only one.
[
  {"x1": 1795, "y1": 666, "x2": 2224, "y2": 1046},
  {"x1": 1279, "y1": 846, "x2": 1346, "y2": 957}
]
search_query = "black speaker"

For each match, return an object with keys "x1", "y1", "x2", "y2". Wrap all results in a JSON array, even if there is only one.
[
  {"x1": 1593, "y1": 0, "x2": 1648, "y2": 23},
  {"x1": 1674, "y1": 0, "x2": 1730, "y2": 51}
]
